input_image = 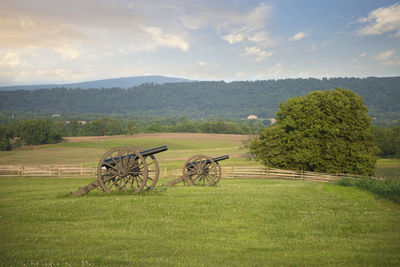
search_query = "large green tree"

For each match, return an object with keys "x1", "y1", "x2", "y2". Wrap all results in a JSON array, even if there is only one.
[
  {"x1": 250, "y1": 88, "x2": 377, "y2": 176},
  {"x1": 15, "y1": 119, "x2": 62, "y2": 146},
  {"x1": 0, "y1": 124, "x2": 11, "y2": 151}
]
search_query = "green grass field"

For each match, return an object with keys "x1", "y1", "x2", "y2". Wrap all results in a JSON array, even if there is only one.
[
  {"x1": 1, "y1": 177, "x2": 399, "y2": 266},
  {"x1": 0, "y1": 133, "x2": 399, "y2": 266}
]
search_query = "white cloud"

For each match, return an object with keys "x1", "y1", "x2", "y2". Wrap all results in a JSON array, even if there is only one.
[
  {"x1": 248, "y1": 31, "x2": 268, "y2": 42},
  {"x1": 222, "y1": 29, "x2": 271, "y2": 44},
  {"x1": 0, "y1": 52, "x2": 22, "y2": 66},
  {"x1": 372, "y1": 50, "x2": 400, "y2": 66},
  {"x1": 382, "y1": 59, "x2": 400, "y2": 66},
  {"x1": 374, "y1": 50, "x2": 396, "y2": 60},
  {"x1": 356, "y1": 3, "x2": 400, "y2": 37},
  {"x1": 289, "y1": 32, "x2": 307, "y2": 41},
  {"x1": 222, "y1": 32, "x2": 246, "y2": 44},
  {"x1": 261, "y1": 62, "x2": 284, "y2": 78},
  {"x1": 180, "y1": 2, "x2": 270, "y2": 31},
  {"x1": 360, "y1": 52, "x2": 367, "y2": 57},
  {"x1": 222, "y1": 28, "x2": 275, "y2": 48},
  {"x1": 53, "y1": 46, "x2": 79, "y2": 60},
  {"x1": 241, "y1": 46, "x2": 273, "y2": 62},
  {"x1": 246, "y1": 2, "x2": 270, "y2": 28},
  {"x1": 297, "y1": 71, "x2": 310, "y2": 78},
  {"x1": 143, "y1": 27, "x2": 189, "y2": 52},
  {"x1": 198, "y1": 61, "x2": 207, "y2": 66}
]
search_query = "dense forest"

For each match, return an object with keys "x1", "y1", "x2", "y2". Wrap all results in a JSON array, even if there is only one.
[{"x1": 0, "y1": 77, "x2": 399, "y2": 124}]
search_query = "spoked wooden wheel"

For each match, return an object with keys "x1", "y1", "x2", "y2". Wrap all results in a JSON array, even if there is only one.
[
  {"x1": 213, "y1": 163, "x2": 222, "y2": 186},
  {"x1": 136, "y1": 147, "x2": 160, "y2": 191},
  {"x1": 183, "y1": 155, "x2": 219, "y2": 186},
  {"x1": 97, "y1": 147, "x2": 148, "y2": 194}
]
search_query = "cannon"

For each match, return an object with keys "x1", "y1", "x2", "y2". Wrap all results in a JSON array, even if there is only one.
[
  {"x1": 166, "y1": 154, "x2": 229, "y2": 187},
  {"x1": 71, "y1": 146, "x2": 168, "y2": 196}
]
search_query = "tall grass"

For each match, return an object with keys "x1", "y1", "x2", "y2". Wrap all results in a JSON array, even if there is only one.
[{"x1": 336, "y1": 177, "x2": 400, "y2": 203}]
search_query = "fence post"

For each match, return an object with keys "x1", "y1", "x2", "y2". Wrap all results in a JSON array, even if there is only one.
[
  {"x1": 301, "y1": 169, "x2": 303, "y2": 180},
  {"x1": 81, "y1": 164, "x2": 83, "y2": 176},
  {"x1": 231, "y1": 166, "x2": 234, "y2": 178},
  {"x1": 164, "y1": 166, "x2": 167, "y2": 178},
  {"x1": 58, "y1": 168, "x2": 61, "y2": 177}
]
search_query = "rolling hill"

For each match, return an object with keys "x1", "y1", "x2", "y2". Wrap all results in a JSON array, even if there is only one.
[{"x1": 0, "y1": 75, "x2": 190, "y2": 91}]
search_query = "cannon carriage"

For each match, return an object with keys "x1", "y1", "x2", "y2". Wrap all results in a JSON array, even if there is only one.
[
  {"x1": 71, "y1": 145, "x2": 229, "y2": 196},
  {"x1": 71, "y1": 146, "x2": 167, "y2": 196},
  {"x1": 167, "y1": 154, "x2": 229, "y2": 187}
]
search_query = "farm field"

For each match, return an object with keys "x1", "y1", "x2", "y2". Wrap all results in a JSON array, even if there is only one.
[
  {"x1": 0, "y1": 133, "x2": 397, "y2": 168},
  {"x1": 0, "y1": 133, "x2": 256, "y2": 168}
]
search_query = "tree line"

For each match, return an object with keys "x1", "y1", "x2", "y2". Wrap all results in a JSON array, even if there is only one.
[
  {"x1": 0, "y1": 77, "x2": 399, "y2": 124},
  {"x1": 371, "y1": 125, "x2": 400, "y2": 158}
]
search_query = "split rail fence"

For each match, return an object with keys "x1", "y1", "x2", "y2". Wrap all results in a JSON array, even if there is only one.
[
  {"x1": 171, "y1": 166, "x2": 375, "y2": 182},
  {"x1": 0, "y1": 165, "x2": 398, "y2": 181}
]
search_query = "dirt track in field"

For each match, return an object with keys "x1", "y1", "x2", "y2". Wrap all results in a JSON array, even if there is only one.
[{"x1": 63, "y1": 133, "x2": 252, "y2": 143}]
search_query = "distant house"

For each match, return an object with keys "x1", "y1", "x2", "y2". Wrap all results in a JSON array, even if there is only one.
[
  {"x1": 247, "y1": 115, "x2": 258, "y2": 120},
  {"x1": 65, "y1": 120, "x2": 87, "y2": 125}
]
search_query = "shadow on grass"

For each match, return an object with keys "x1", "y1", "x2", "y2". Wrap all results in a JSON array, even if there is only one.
[{"x1": 65, "y1": 185, "x2": 171, "y2": 198}]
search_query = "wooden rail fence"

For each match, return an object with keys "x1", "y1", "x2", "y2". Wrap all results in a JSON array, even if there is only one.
[
  {"x1": 0, "y1": 165, "x2": 397, "y2": 181},
  {"x1": 172, "y1": 166, "x2": 396, "y2": 182},
  {"x1": 0, "y1": 165, "x2": 169, "y2": 178},
  {"x1": 0, "y1": 165, "x2": 97, "y2": 177}
]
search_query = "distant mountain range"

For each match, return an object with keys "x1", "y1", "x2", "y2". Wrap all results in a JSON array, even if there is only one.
[
  {"x1": 1, "y1": 76, "x2": 399, "y2": 124},
  {"x1": 0, "y1": 75, "x2": 191, "y2": 91}
]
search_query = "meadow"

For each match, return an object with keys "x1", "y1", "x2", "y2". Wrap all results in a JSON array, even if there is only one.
[
  {"x1": 0, "y1": 133, "x2": 399, "y2": 266},
  {"x1": 0, "y1": 133, "x2": 255, "y2": 168}
]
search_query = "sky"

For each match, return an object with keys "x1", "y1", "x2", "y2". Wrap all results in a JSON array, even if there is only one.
[{"x1": 0, "y1": 0, "x2": 400, "y2": 85}]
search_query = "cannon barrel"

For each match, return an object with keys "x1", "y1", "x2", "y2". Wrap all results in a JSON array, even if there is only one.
[
  {"x1": 210, "y1": 155, "x2": 229, "y2": 162},
  {"x1": 104, "y1": 145, "x2": 168, "y2": 165},
  {"x1": 185, "y1": 154, "x2": 229, "y2": 168}
]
